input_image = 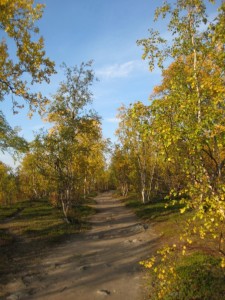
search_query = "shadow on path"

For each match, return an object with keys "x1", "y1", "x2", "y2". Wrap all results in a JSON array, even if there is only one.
[{"x1": 2, "y1": 192, "x2": 159, "y2": 300}]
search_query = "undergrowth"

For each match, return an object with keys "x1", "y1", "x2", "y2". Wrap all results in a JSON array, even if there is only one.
[
  {"x1": 125, "y1": 194, "x2": 225, "y2": 300},
  {"x1": 0, "y1": 198, "x2": 96, "y2": 277}
]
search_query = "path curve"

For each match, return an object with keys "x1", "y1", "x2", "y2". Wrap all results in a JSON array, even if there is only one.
[{"x1": 5, "y1": 192, "x2": 159, "y2": 300}]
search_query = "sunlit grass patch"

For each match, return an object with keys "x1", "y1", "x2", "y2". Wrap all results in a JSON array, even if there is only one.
[
  {"x1": 0, "y1": 199, "x2": 96, "y2": 247},
  {"x1": 126, "y1": 197, "x2": 183, "y2": 220},
  {"x1": 8, "y1": 200, "x2": 95, "y2": 241},
  {"x1": 147, "y1": 252, "x2": 225, "y2": 300},
  {"x1": 21, "y1": 203, "x2": 96, "y2": 242},
  {"x1": 125, "y1": 195, "x2": 191, "y2": 238},
  {"x1": 175, "y1": 253, "x2": 225, "y2": 300},
  {"x1": 126, "y1": 194, "x2": 225, "y2": 299}
]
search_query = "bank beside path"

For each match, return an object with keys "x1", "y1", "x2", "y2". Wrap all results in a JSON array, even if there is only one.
[{"x1": 3, "y1": 192, "x2": 159, "y2": 300}]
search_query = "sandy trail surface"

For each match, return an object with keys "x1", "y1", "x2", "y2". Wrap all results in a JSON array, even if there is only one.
[{"x1": 4, "y1": 192, "x2": 159, "y2": 300}]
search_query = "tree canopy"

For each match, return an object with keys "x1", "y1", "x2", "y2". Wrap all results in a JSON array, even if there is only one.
[
  {"x1": 0, "y1": 0, "x2": 55, "y2": 152},
  {"x1": 0, "y1": 0, "x2": 55, "y2": 112},
  {"x1": 110, "y1": 1, "x2": 225, "y2": 298}
]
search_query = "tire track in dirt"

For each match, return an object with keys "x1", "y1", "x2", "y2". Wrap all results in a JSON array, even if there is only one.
[{"x1": 4, "y1": 192, "x2": 159, "y2": 300}]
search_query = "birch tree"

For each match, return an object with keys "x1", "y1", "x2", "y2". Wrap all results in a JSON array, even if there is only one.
[{"x1": 138, "y1": 1, "x2": 225, "y2": 298}]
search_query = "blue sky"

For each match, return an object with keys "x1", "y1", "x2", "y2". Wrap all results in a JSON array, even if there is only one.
[{"x1": 0, "y1": 0, "x2": 221, "y2": 168}]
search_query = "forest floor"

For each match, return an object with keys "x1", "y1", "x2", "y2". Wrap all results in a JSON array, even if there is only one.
[{"x1": 0, "y1": 192, "x2": 159, "y2": 300}]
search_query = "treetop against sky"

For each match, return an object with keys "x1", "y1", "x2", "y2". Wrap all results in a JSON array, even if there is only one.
[{"x1": 0, "y1": 0, "x2": 221, "y2": 167}]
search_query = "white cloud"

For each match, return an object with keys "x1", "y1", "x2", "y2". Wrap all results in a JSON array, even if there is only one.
[{"x1": 96, "y1": 60, "x2": 146, "y2": 79}]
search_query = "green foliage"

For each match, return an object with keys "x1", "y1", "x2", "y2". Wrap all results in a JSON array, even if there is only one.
[
  {"x1": 0, "y1": 0, "x2": 55, "y2": 113},
  {"x1": 110, "y1": 144, "x2": 132, "y2": 196},
  {"x1": 0, "y1": 0, "x2": 55, "y2": 153},
  {"x1": 148, "y1": 253, "x2": 225, "y2": 300},
  {"x1": 174, "y1": 254, "x2": 225, "y2": 300},
  {"x1": 113, "y1": 0, "x2": 225, "y2": 298},
  {"x1": 115, "y1": 102, "x2": 161, "y2": 203},
  {"x1": 0, "y1": 161, "x2": 20, "y2": 205},
  {"x1": 0, "y1": 112, "x2": 28, "y2": 153},
  {"x1": 20, "y1": 62, "x2": 107, "y2": 221},
  {"x1": 128, "y1": 194, "x2": 225, "y2": 299}
]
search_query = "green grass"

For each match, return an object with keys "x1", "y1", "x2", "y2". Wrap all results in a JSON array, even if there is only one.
[
  {"x1": 146, "y1": 252, "x2": 225, "y2": 300},
  {"x1": 160, "y1": 253, "x2": 225, "y2": 300},
  {"x1": 125, "y1": 195, "x2": 190, "y2": 239},
  {"x1": 0, "y1": 198, "x2": 96, "y2": 277},
  {"x1": 3, "y1": 200, "x2": 96, "y2": 242},
  {"x1": 0, "y1": 202, "x2": 26, "y2": 222},
  {"x1": 126, "y1": 196, "x2": 183, "y2": 220},
  {"x1": 125, "y1": 194, "x2": 225, "y2": 300},
  {"x1": 18, "y1": 202, "x2": 94, "y2": 241},
  {"x1": 0, "y1": 198, "x2": 96, "y2": 287},
  {"x1": 175, "y1": 253, "x2": 225, "y2": 300}
]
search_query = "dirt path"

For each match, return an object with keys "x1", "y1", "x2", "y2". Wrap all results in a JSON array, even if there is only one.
[{"x1": 4, "y1": 192, "x2": 159, "y2": 300}]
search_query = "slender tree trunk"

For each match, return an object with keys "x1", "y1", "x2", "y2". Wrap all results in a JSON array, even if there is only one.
[
  {"x1": 137, "y1": 154, "x2": 147, "y2": 204},
  {"x1": 83, "y1": 176, "x2": 87, "y2": 200},
  {"x1": 141, "y1": 187, "x2": 146, "y2": 204},
  {"x1": 121, "y1": 183, "x2": 128, "y2": 197},
  {"x1": 188, "y1": 4, "x2": 201, "y2": 123},
  {"x1": 60, "y1": 191, "x2": 70, "y2": 223},
  {"x1": 147, "y1": 160, "x2": 156, "y2": 202},
  {"x1": 62, "y1": 201, "x2": 70, "y2": 223}
]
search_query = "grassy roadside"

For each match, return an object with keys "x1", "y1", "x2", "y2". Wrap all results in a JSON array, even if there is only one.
[
  {"x1": 125, "y1": 195, "x2": 186, "y2": 238},
  {"x1": 124, "y1": 194, "x2": 225, "y2": 300},
  {"x1": 0, "y1": 198, "x2": 96, "y2": 281}
]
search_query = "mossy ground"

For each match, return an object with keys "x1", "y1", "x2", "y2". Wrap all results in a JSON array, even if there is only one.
[
  {"x1": 0, "y1": 198, "x2": 96, "y2": 280},
  {"x1": 124, "y1": 194, "x2": 225, "y2": 300}
]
